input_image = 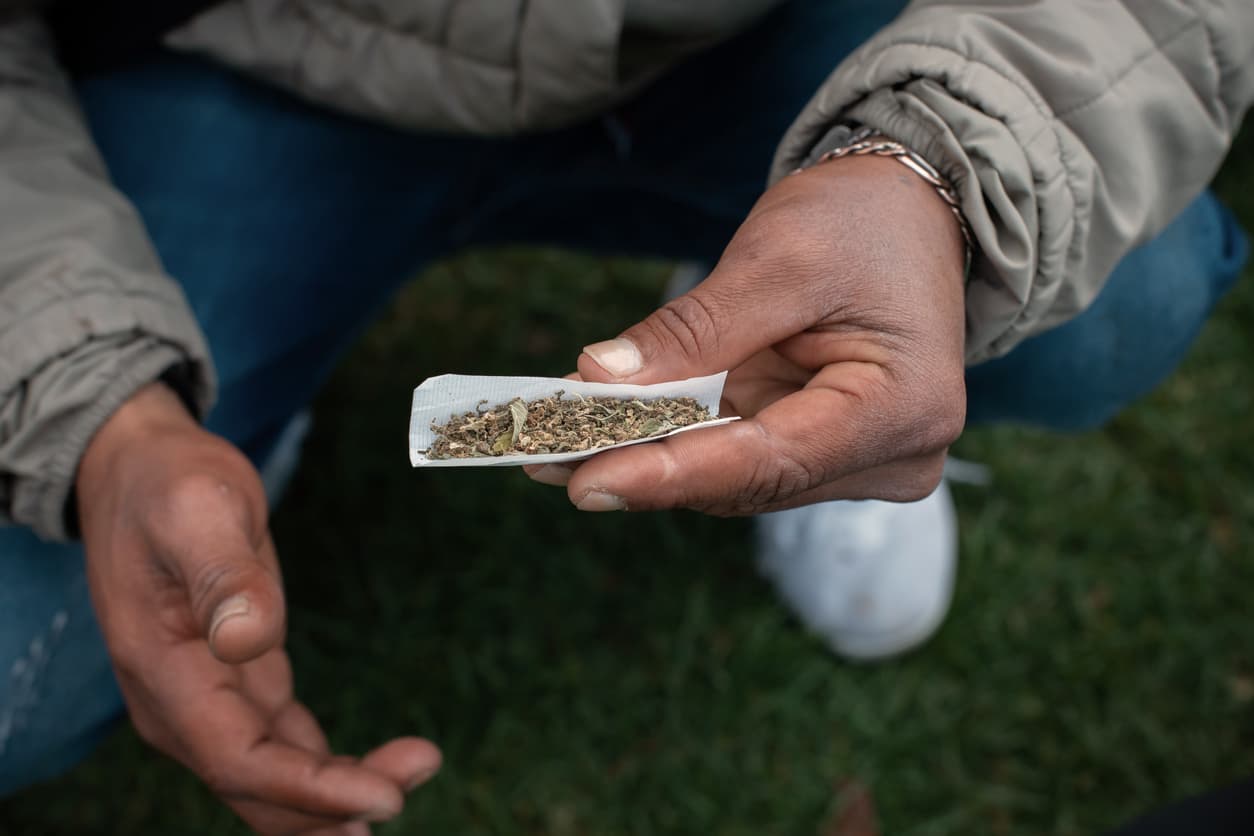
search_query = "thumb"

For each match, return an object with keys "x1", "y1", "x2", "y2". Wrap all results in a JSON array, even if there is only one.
[
  {"x1": 201, "y1": 537, "x2": 286, "y2": 664},
  {"x1": 164, "y1": 501, "x2": 287, "y2": 663},
  {"x1": 577, "y1": 278, "x2": 802, "y2": 386}
]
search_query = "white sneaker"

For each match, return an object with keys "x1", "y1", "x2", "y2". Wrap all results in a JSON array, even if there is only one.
[{"x1": 755, "y1": 481, "x2": 958, "y2": 661}]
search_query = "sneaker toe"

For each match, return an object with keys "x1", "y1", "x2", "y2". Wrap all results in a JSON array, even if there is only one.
[{"x1": 756, "y1": 484, "x2": 957, "y2": 661}]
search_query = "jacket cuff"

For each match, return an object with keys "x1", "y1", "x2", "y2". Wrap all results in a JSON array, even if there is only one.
[
  {"x1": 1, "y1": 275, "x2": 215, "y2": 541},
  {"x1": 769, "y1": 41, "x2": 1082, "y2": 364}
]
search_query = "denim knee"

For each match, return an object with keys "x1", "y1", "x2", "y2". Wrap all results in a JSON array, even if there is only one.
[
  {"x1": 966, "y1": 192, "x2": 1249, "y2": 432},
  {"x1": 0, "y1": 529, "x2": 123, "y2": 796}
]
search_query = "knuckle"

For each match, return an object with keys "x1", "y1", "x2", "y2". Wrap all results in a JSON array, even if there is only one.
[
  {"x1": 898, "y1": 372, "x2": 966, "y2": 456},
  {"x1": 168, "y1": 471, "x2": 231, "y2": 509},
  {"x1": 931, "y1": 372, "x2": 968, "y2": 448},
  {"x1": 916, "y1": 408, "x2": 964, "y2": 455},
  {"x1": 728, "y1": 209, "x2": 794, "y2": 264},
  {"x1": 721, "y1": 447, "x2": 820, "y2": 516},
  {"x1": 937, "y1": 411, "x2": 965, "y2": 449},
  {"x1": 187, "y1": 559, "x2": 253, "y2": 616},
  {"x1": 144, "y1": 472, "x2": 236, "y2": 531},
  {"x1": 647, "y1": 294, "x2": 722, "y2": 365},
  {"x1": 919, "y1": 468, "x2": 945, "y2": 499},
  {"x1": 936, "y1": 404, "x2": 967, "y2": 451},
  {"x1": 737, "y1": 471, "x2": 789, "y2": 516},
  {"x1": 883, "y1": 457, "x2": 945, "y2": 503},
  {"x1": 727, "y1": 208, "x2": 822, "y2": 277},
  {"x1": 722, "y1": 217, "x2": 774, "y2": 266}
]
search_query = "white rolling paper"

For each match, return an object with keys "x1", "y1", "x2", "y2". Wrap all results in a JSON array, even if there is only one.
[{"x1": 409, "y1": 371, "x2": 736, "y2": 467}]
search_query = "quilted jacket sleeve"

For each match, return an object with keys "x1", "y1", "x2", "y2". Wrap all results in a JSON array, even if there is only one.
[
  {"x1": 771, "y1": 0, "x2": 1254, "y2": 363},
  {"x1": 0, "y1": 14, "x2": 215, "y2": 540}
]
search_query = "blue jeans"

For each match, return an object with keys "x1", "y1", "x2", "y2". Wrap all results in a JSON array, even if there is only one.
[{"x1": 0, "y1": 0, "x2": 1246, "y2": 795}]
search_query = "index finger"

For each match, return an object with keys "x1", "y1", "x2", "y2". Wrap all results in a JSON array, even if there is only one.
[
  {"x1": 169, "y1": 679, "x2": 409, "y2": 820},
  {"x1": 564, "y1": 369, "x2": 943, "y2": 515}
]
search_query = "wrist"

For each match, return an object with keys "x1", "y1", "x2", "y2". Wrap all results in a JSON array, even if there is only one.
[
  {"x1": 800, "y1": 129, "x2": 973, "y2": 274},
  {"x1": 76, "y1": 381, "x2": 198, "y2": 501},
  {"x1": 798, "y1": 153, "x2": 967, "y2": 282}
]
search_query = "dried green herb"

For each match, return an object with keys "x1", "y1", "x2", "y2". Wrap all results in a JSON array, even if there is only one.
[{"x1": 425, "y1": 392, "x2": 713, "y2": 459}]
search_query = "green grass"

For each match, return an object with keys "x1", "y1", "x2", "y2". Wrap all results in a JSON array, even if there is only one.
[{"x1": 4, "y1": 131, "x2": 1254, "y2": 836}]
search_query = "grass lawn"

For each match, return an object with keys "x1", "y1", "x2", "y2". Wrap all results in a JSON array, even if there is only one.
[{"x1": 3, "y1": 129, "x2": 1253, "y2": 836}]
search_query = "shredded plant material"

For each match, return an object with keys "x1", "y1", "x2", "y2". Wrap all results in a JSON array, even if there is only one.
[{"x1": 424, "y1": 391, "x2": 714, "y2": 459}]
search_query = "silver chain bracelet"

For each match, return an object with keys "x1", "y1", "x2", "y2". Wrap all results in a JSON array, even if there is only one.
[{"x1": 801, "y1": 126, "x2": 974, "y2": 273}]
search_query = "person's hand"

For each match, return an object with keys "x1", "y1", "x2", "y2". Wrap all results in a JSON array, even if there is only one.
[
  {"x1": 530, "y1": 154, "x2": 968, "y2": 513},
  {"x1": 76, "y1": 383, "x2": 440, "y2": 835}
]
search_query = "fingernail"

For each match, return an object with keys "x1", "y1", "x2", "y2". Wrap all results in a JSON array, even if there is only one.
[
  {"x1": 530, "y1": 464, "x2": 573, "y2": 486},
  {"x1": 406, "y1": 765, "x2": 439, "y2": 792},
  {"x1": 582, "y1": 338, "x2": 642, "y2": 377},
  {"x1": 209, "y1": 595, "x2": 250, "y2": 641},
  {"x1": 575, "y1": 490, "x2": 627, "y2": 512}
]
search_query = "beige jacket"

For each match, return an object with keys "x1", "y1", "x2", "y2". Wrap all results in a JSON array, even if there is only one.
[{"x1": 1, "y1": 1, "x2": 1251, "y2": 539}]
